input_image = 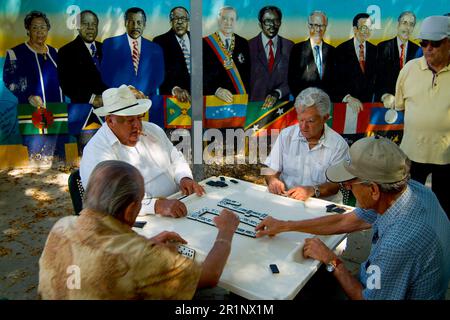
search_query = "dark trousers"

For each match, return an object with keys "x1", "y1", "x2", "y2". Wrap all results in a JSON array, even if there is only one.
[{"x1": 410, "y1": 161, "x2": 450, "y2": 219}]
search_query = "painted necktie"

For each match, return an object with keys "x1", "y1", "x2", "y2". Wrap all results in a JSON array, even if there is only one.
[
  {"x1": 314, "y1": 45, "x2": 322, "y2": 79},
  {"x1": 132, "y1": 40, "x2": 140, "y2": 75},
  {"x1": 90, "y1": 43, "x2": 100, "y2": 70},
  {"x1": 268, "y1": 39, "x2": 274, "y2": 73},
  {"x1": 399, "y1": 43, "x2": 405, "y2": 69},
  {"x1": 359, "y1": 43, "x2": 365, "y2": 73},
  {"x1": 180, "y1": 38, "x2": 191, "y2": 74}
]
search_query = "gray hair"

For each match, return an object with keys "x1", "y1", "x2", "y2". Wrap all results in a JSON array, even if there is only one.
[
  {"x1": 308, "y1": 10, "x2": 328, "y2": 26},
  {"x1": 398, "y1": 11, "x2": 416, "y2": 26},
  {"x1": 84, "y1": 160, "x2": 144, "y2": 219},
  {"x1": 218, "y1": 6, "x2": 237, "y2": 20},
  {"x1": 294, "y1": 87, "x2": 331, "y2": 116}
]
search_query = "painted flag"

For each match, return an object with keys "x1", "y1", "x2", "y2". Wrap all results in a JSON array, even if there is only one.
[
  {"x1": 244, "y1": 100, "x2": 298, "y2": 136},
  {"x1": 204, "y1": 94, "x2": 248, "y2": 128},
  {"x1": 164, "y1": 96, "x2": 191, "y2": 129},
  {"x1": 17, "y1": 103, "x2": 68, "y2": 135},
  {"x1": 327, "y1": 103, "x2": 404, "y2": 146},
  {"x1": 68, "y1": 103, "x2": 101, "y2": 134}
]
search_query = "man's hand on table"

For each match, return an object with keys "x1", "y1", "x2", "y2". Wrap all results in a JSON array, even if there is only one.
[
  {"x1": 303, "y1": 238, "x2": 337, "y2": 264},
  {"x1": 180, "y1": 177, "x2": 205, "y2": 196},
  {"x1": 286, "y1": 186, "x2": 314, "y2": 201},
  {"x1": 255, "y1": 216, "x2": 287, "y2": 238},
  {"x1": 267, "y1": 176, "x2": 286, "y2": 195},
  {"x1": 149, "y1": 231, "x2": 187, "y2": 252},
  {"x1": 214, "y1": 209, "x2": 240, "y2": 237},
  {"x1": 154, "y1": 199, "x2": 187, "y2": 218}
]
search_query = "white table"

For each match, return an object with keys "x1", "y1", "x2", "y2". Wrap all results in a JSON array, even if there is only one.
[{"x1": 135, "y1": 176, "x2": 350, "y2": 300}]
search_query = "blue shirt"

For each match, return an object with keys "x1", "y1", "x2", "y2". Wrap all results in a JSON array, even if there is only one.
[{"x1": 355, "y1": 180, "x2": 450, "y2": 300}]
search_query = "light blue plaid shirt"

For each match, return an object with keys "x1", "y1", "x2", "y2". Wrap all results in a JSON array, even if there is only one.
[{"x1": 355, "y1": 180, "x2": 450, "y2": 300}]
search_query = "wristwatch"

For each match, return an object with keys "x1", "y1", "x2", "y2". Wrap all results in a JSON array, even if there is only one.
[
  {"x1": 313, "y1": 185, "x2": 320, "y2": 198},
  {"x1": 326, "y1": 258, "x2": 343, "y2": 273}
]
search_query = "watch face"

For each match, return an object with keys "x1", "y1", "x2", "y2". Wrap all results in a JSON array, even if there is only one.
[{"x1": 326, "y1": 263, "x2": 335, "y2": 272}]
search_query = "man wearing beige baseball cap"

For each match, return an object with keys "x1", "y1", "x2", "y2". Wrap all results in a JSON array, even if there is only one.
[
  {"x1": 80, "y1": 84, "x2": 205, "y2": 218},
  {"x1": 256, "y1": 136, "x2": 450, "y2": 299},
  {"x1": 383, "y1": 15, "x2": 450, "y2": 217}
]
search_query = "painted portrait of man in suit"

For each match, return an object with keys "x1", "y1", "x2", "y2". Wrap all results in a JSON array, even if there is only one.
[
  {"x1": 203, "y1": 6, "x2": 250, "y2": 103},
  {"x1": 58, "y1": 10, "x2": 107, "y2": 107},
  {"x1": 288, "y1": 11, "x2": 335, "y2": 101},
  {"x1": 335, "y1": 13, "x2": 377, "y2": 113},
  {"x1": 248, "y1": 6, "x2": 293, "y2": 108},
  {"x1": 153, "y1": 6, "x2": 191, "y2": 103},
  {"x1": 101, "y1": 7, "x2": 164, "y2": 97},
  {"x1": 375, "y1": 11, "x2": 420, "y2": 104}
]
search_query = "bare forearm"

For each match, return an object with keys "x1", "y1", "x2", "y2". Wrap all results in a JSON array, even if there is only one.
[
  {"x1": 197, "y1": 230, "x2": 233, "y2": 288},
  {"x1": 281, "y1": 213, "x2": 360, "y2": 235},
  {"x1": 333, "y1": 264, "x2": 364, "y2": 300}
]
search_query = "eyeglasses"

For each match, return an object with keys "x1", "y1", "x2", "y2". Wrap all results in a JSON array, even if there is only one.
[
  {"x1": 309, "y1": 23, "x2": 326, "y2": 30},
  {"x1": 262, "y1": 19, "x2": 281, "y2": 26},
  {"x1": 357, "y1": 25, "x2": 372, "y2": 32},
  {"x1": 340, "y1": 179, "x2": 371, "y2": 190},
  {"x1": 420, "y1": 39, "x2": 444, "y2": 48},
  {"x1": 171, "y1": 17, "x2": 189, "y2": 23}
]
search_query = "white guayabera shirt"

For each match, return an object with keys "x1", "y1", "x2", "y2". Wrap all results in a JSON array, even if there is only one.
[
  {"x1": 80, "y1": 121, "x2": 193, "y2": 215},
  {"x1": 264, "y1": 124, "x2": 349, "y2": 203}
]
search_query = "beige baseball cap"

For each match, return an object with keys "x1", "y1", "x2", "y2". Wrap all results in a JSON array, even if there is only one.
[{"x1": 326, "y1": 136, "x2": 409, "y2": 183}]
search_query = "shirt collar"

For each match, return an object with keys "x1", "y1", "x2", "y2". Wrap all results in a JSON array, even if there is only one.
[
  {"x1": 80, "y1": 208, "x2": 134, "y2": 235},
  {"x1": 84, "y1": 41, "x2": 95, "y2": 52},
  {"x1": 292, "y1": 123, "x2": 333, "y2": 148},
  {"x1": 309, "y1": 38, "x2": 323, "y2": 50},
  {"x1": 127, "y1": 34, "x2": 141, "y2": 47},
  {"x1": 103, "y1": 122, "x2": 122, "y2": 147},
  {"x1": 261, "y1": 33, "x2": 278, "y2": 48},
  {"x1": 354, "y1": 37, "x2": 365, "y2": 48},
  {"x1": 218, "y1": 31, "x2": 233, "y2": 44},
  {"x1": 374, "y1": 183, "x2": 411, "y2": 238},
  {"x1": 176, "y1": 33, "x2": 189, "y2": 43}
]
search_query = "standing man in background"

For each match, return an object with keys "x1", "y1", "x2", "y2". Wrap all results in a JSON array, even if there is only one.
[
  {"x1": 153, "y1": 6, "x2": 191, "y2": 103},
  {"x1": 248, "y1": 6, "x2": 293, "y2": 108},
  {"x1": 391, "y1": 16, "x2": 450, "y2": 217}
]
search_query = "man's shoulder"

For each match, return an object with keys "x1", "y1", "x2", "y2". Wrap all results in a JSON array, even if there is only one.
[
  {"x1": 153, "y1": 30, "x2": 172, "y2": 43},
  {"x1": 234, "y1": 33, "x2": 249, "y2": 45},
  {"x1": 59, "y1": 37, "x2": 80, "y2": 52},
  {"x1": 103, "y1": 34, "x2": 126, "y2": 45},
  {"x1": 336, "y1": 38, "x2": 353, "y2": 50},
  {"x1": 325, "y1": 125, "x2": 349, "y2": 148},
  {"x1": 377, "y1": 37, "x2": 396, "y2": 48},
  {"x1": 278, "y1": 36, "x2": 294, "y2": 46},
  {"x1": 248, "y1": 33, "x2": 261, "y2": 46}
]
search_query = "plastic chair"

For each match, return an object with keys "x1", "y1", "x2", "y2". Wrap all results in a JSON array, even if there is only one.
[{"x1": 68, "y1": 169, "x2": 84, "y2": 215}]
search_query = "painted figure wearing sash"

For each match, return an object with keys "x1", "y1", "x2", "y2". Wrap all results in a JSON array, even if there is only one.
[{"x1": 203, "y1": 6, "x2": 250, "y2": 102}]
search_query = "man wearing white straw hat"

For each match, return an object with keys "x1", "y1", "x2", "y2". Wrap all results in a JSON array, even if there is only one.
[
  {"x1": 256, "y1": 136, "x2": 450, "y2": 300},
  {"x1": 80, "y1": 84, "x2": 204, "y2": 218},
  {"x1": 383, "y1": 15, "x2": 450, "y2": 217}
]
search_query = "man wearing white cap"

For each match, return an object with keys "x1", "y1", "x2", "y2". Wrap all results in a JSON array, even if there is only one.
[
  {"x1": 80, "y1": 85, "x2": 204, "y2": 218},
  {"x1": 256, "y1": 136, "x2": 450, "y2": 300},
  {"x1": 383, "y1": 15, "x2": 449, "y2": 217}
]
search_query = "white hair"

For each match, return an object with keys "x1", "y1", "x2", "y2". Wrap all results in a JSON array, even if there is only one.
[{"x1": 294, "y1": 87, "x2": 331, "y2": 116}]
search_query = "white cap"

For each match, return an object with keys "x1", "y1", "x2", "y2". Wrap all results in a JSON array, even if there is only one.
[{"x1": 418, "y1": 15, "x2": 449, "y2": 41}]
